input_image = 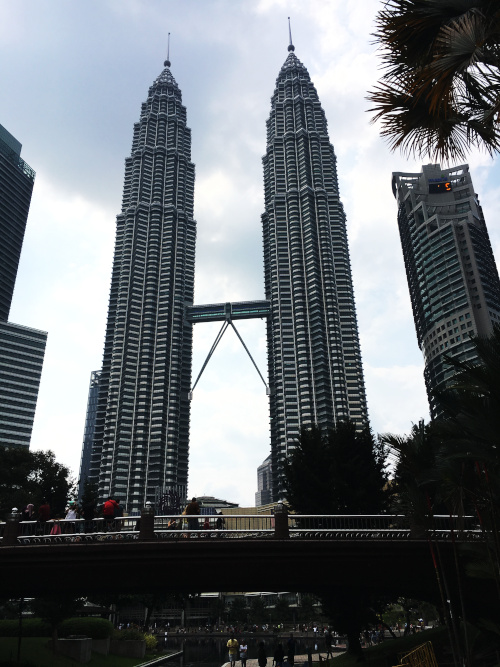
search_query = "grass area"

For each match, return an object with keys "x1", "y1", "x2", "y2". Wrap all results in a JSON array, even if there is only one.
[
  {"x1": 312, "y1": 627, "x2": 449, "y2": 666},
  {"x1": 0, "y1": 637, "x2": 155, "y2": 667}
]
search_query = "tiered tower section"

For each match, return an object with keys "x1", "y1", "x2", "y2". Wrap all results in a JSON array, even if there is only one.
[
  {"x1": 393, "y1": 163, "x2": 500, "y2": 418},
  {"x1": 90, "y1": 61, "x2": 196, "y2": 511},
  {"x1": 262, "y1": 48, "x2": 368, "y2": 500}
]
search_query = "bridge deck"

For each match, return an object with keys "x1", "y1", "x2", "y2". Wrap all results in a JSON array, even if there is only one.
[{"x1": 186, "y1": 300, "x2": 271, "y2": 323}]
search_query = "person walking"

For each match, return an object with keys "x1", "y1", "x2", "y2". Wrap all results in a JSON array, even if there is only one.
[
  {"x1": 103, "y1": 497, "x2": 117, "y2": 531},
  {"x1": 184, "y1": 497, "x2": 200, "y2": 531},
  {"x1": 257, "y1": 641, "x2": 267, "y2": 667},
  {"x1": 227, "y1": 634, "x2": 239, "y2": 667},
  {"x1": 239, "y1": 638, "x2": 248, "y2": 666},
  {"x1": 287, "y1": 633, "x2": 296, "y2": 665},
  {"x1": 273, "y1": 643, "x2": 285, "y2": 667},
  {"x1": 325, "y1": 628, "x2": 334, "y2": 659}
]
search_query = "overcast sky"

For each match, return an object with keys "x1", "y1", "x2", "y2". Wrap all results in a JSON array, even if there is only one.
[{"x1": 2, "y1": 0, "x2": 500, "y2": 507}]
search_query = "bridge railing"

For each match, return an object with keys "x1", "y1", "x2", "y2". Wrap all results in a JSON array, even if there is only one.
[
  {"x1": 288, "y1": 514, "x2": 480, "y2": 540},
  {"x1": 154, "y1": 514, "x2": 274, "y2": 539},
  {"x1": 0, "y1": 513, "x2": 482, "y2": 545}
]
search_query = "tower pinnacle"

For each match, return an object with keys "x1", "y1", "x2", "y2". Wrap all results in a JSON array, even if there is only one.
[
  {"x1": 164, "y1": 32, "x2": 171, "y2": 67},
  {"x1": 287, "y1": 17, "x2": 295, "y2": 51}
]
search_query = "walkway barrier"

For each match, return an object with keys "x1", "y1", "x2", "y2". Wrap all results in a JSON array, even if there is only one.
[
  {"x1": 0, "y1": 513, "x2": 483, "y2": 545},
  {"x1": 394, "y1": 641, "x2": 438, "y2": 666}
]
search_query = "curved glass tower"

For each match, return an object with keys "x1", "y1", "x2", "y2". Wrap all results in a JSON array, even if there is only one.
[
  {"x1": 90, "y1": 59, "x2": 196, "y2": 511},
  {"x1": 262, "y1": 45, "x2": 368, "y2": 499}
]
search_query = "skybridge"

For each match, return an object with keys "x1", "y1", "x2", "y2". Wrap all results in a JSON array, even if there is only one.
[{"x1": 185, "y1": 300, "x2": 271, "y2": 399}]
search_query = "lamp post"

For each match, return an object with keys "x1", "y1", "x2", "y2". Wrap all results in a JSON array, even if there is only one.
[
  {"x1": 2, "y1": 507, "x2": 21, "y2": 546},
  {"x1": 273, "y1": 502, "x2": 289, "y2": 539},
  {"x1": 139, "y1": 501, "x2": 155, "y2": 541}
]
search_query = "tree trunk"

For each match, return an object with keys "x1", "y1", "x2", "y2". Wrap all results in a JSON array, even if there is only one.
[{"x1": 345, "y1": 628, "x2": 364, "y2": 662}]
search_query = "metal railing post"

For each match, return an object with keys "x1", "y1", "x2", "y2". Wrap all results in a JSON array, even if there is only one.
[
  {"x1": 139, "y1": 502, "x2": 155, "y2": 541},
  {"x1": 273, "y1": 503, "x2": 289, "y2": 539},
  {"x1": 2, "y1": 508, "x2": 21, "y2": 546}
]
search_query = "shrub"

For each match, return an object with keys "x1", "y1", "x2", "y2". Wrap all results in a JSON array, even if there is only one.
[
  {"x1": 59, "y1": 617, "x2": 114, "y2": 639},
  {"x1": 0, "y1": 618, "x2": 50, "y2": 637},
  {"x1": 144, "y1": 633, "x2": 157, "y2": 651},
  {"x1": 113, "y1": 628, "x2": 145, "y2": 641}
]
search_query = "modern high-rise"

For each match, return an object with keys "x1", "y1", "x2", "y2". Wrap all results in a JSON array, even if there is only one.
[
  {"x1": 89, "y1": 58, "x2": 196, "y2": 511},
  {"x1": 262, "y1": 44, "x2": 368, "y2": 499},
  {"x1": 0, "y1": 124, "x2": 47, "y2": 450},
  {"x1": 393, "y1": 163, "x2": 500, "y2": 417},
  {"x1": 255, "y1": 454, "x2": 272, "y2": 507},
  {"x1": 0, "y1": 321, "x2": 47, "y2": 448},
  {"x1": 0, "y1": 124, "x2": 36, "y2": 321},
  {"x1": 78, "y1": 370, "x2": 101, "y2": 500}
]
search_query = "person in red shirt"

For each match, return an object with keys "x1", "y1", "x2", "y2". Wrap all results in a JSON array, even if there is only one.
[{"x1": 103, "y1": 497, "x2": 118, "y2": 531}]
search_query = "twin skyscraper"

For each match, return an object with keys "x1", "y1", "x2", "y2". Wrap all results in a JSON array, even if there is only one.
[{"x1": 84, "y1": 42, "x2": 368, "y2": 511}]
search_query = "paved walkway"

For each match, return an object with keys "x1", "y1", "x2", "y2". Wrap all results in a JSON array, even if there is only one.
[{"x1": 221, "y1": 654, "x2": 344, "y2": 666}]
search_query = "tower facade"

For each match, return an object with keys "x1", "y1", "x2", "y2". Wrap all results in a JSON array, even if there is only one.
[
  {"x1": 78, "y1": 370, "x2": 101, "y2": 500},
  {"x1": 90, "y1": 60, "x2": 196, "y2": 511},
  {"x1": 0, "y1": 124, "x2": 47, "y2": 450},
  {"x1": 0, "y1": 124, "x2": 36, "y2": 321},
  {"x1": 262, "y1": 47, "x2": 368, "y2": 499},
  {"x1": 393, "y1": 163, "x2": 500, "y2": 417}
]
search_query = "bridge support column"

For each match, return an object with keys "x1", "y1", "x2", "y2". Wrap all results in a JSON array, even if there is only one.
[
  {"x1": 138, "y1": 502, "x2": 155, "y2": 541},
  {"x1": 1, "y1": 508, "x2": 21, "y2": 546},
  {"x1": 273, "y1": 503, "x2": 289, "y2": 539}
]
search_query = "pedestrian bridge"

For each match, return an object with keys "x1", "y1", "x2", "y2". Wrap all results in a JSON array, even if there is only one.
[{"x1": 0, "y1": 514, "x2": 484, "y2": 602}]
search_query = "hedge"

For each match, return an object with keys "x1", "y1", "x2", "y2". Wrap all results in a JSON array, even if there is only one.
[
  {"x1": 58, "y1": 617, "x2": 114, "y2": 639},
  {"x1": 0, "y1": 619, "x2": 50, "y2": 637},
  {"x1": 112, "y1": 628, "x2": 145, "y2": 641}
]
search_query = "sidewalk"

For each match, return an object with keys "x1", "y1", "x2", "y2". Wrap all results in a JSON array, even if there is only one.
[{"x1": 222, "y1": 654, "x2": 345, "y2": 666}]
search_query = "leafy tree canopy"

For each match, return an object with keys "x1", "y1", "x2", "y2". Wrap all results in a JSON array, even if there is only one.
[
  {"x1": 283, "y1": 421, "x2": 389, "y2": 515},
  {"x1": 0, "y1": 448, "x2": 75, "y2": 519}
]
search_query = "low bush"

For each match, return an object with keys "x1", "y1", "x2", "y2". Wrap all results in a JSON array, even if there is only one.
[
  {"x1": 0, "y1": 618, "x2": 50, "y2": 637},
  {"x1": 113, "y1": 628, "x2": 145, "y2": 641},
  {"x1": 59, "y1": 617, "x2": 114, "y2": 639},
  {"x1": 144, "y1": 633, "x2": 157, "y2": 651}
]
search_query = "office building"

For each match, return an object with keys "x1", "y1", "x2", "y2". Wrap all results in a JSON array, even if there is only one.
[
  {"x1": 392, "y1": 163, "x2": 500, "y2": 417},
  {"x1": 262, "y1": 43, "x2": 368, "y2": 499},
  {"x1": 0, "y1": 124, "x2": 46, "y2": 449},
  {"x1": 0, "y1": 124, "x2": 36, "y2": 321},
  {"x1": 78, "y1": 370, "x2": 101, "y2": 499},
  {"x1": 89, "y1": 57, "x2": 196, "y2": 511},
  {"x1": 0, "y1": 321, "x2": 47, "y2": 448},
  {"x1": 255, "y1": 454, "x2": 272, "y2": 507}
]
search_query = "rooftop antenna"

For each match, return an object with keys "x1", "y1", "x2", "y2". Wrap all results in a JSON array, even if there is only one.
[
  {"x1": 164, "y1": 32, "x2": 171, "y2": 67},
  {"x1": 288, "y1": 17, "x2": 295, "y2": 51}
]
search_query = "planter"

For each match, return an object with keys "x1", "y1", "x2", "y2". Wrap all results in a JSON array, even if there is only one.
[
  {"x1": 92, "y1": 636, "x2": 110, "y2": 655},
  {"x1": 57, "y1": 637, "x2": 92, "y2": 663},
  {"x1": 110, "y1": 639, "x2": 146, "y2": 658}
]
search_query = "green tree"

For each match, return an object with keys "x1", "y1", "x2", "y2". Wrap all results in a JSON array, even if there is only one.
[
  {"x1": 248, "y1": 596, "x2": 267, "y2": 624},
  {"x1": 368, "y1": 0, "x2": 500, "y2": 161},
  {"x1": 283, "y1": 423, "x2": 389, "y2": 661},
  {"x1": 0, "y1": 449, "x2": 74, "y2": 518},
  {"x1": 228, "y1": 597, "x2": 248, "y2": 625},
  {"x1": 283, "y1": 422, "x2": 388, "y2": 514},
  {"x1": 381, "y1": 420, "x2": 439, "y2": 531},
  {"x1": 29, "y1": 595, "x2": 82, "y2": 652}
]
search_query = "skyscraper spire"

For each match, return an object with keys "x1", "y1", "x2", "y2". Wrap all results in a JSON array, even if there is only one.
[
  {"x1": 164, "y1": 32, "x2": 171, "y2": 67},
  {"x1": 287, "y1": 17, "x2": 295, "y2": 52},
  {"x1": 90, "y1": 57, "x2": 196, "y2": 511},
  {"x1": 262, "y1": 49, "x2": 368, "y2": 500}
]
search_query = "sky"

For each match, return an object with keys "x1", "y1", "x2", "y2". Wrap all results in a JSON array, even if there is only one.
[{"x1": 2, "y1": 0, "x2": 500, "y2": 508}]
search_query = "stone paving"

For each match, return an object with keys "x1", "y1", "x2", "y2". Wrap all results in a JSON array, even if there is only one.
[{"x1": 221, "y1": 653, "x2": 345, "y2": 666}]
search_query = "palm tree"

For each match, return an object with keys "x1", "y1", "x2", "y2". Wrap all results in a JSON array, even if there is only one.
[{"x1": 368, "y1": 0, "x2": 500, "y2": 161}]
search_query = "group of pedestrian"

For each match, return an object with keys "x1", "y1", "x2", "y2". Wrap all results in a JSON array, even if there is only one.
[
  {"x1": 226, "y1": 634, "x2": 297, "y2": 667},
  {"x1": 17, "y1": 495, "x2": 125, "y2": 534}
]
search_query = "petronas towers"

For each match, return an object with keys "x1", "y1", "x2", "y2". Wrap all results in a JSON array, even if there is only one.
[{"x1": 87, "y1": 42, "x2": 367, "y2": 510}]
